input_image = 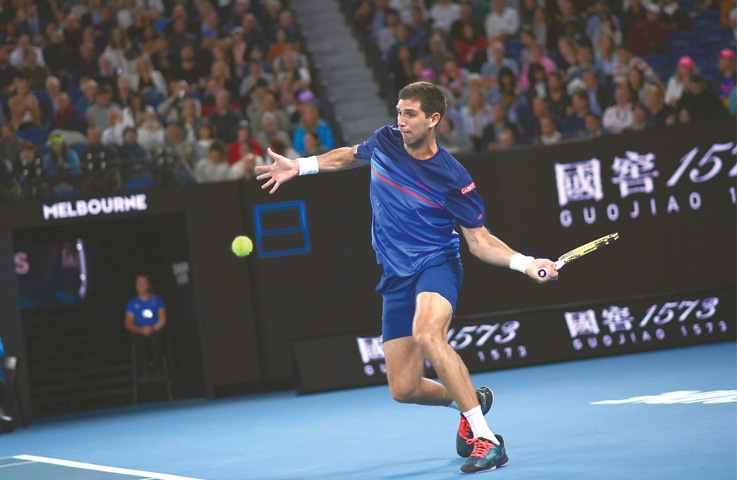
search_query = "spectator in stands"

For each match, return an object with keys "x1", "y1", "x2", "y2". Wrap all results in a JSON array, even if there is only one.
[
  {"x1": 479, "y1": 41, "x2": 519, "y2": 88},
  {"x1": 162, "y1": 121, "x2": 197, "y2": 174},
  {"x1": 125, "y1": 274, "x2": 167, "y2": 379},
  {"x1": 301, "y1": 130, "x2": 330, "y2": 157},
  {"x1": 586, "y1": 0, "x2": 621, "y2": 44},
  {"x1": 620, "y1": 0, "x2": 648, "y2": 40},
  {"x1": 208, "y1": 89, "x2": 243, "y2": 144},
  {"x1": 593, "y1": 31, "x2": 618, "y2": 83},
  {"x1": 663, "y1": 56, "x2": 693, "y2": 107},
  {"x1": 627, "y1": 4, "x2": 670, "y2": 58},
  {"x1": 119, "y1": 126, "x2": 154, "y2": 189},
  {"x1": 519, "y1": 42, "x2": 557, "y2": 92},
  {"x1": 546, "y1": 71, "x2": 570, "y2": 122},
  {"x1": 276, "y1": 52, "x2": 312, "y2": 94},
  {"x1": 629, "y1": 101, "x2": 649, "y2": 131},
  {"x1": 627, "y1": 67, "x2": 648, "y2": 105},
  {"x1": 612, "y1": 44, "x2": 664, "y2": 91},
  {"x1": 675, "y1": 72, "x2": 727, "y2": 123},
  {"x1": 209, "y1": 59, "x2": 238, "y2": 98},
  {"x1": 660, "y1": 0, "x2": 692, "y2": 30},
  {"x1": 579, "y1": 68, "x2": 610, "y2": 117},
  {"x1": 454, "y1": 23, "x2": 488, "y2": 72},
  {"x1": 0, "y1": 153, "x2": 19, "y2": 201},
  {"x1": 0, "y1": 124, "x2": 22, "y2": 165},
  {"x1": 102, "y1": 107, "x2": 132, "y2": 146},
  {"x1": 20, "y1": 49, "x2": 50, "y2": 92},
  {"x1": 537, "y1": 115, "x2": 562, "y2": 145},
  {"x1": 228, "y1": 120, "x2": 262, "y2": 164},
  {"x1": 0, "y1": 48, "x2": 18, "y2": 95},
  {"x1": 429, "y1": 0, "x2": 461, "y2": 34},
  {"x1": 180, "y1": 97, "x2": 203, "y2": 143},
  {"x1": 435, "y1": 116, "x2": 472, "y2": 153},
  {"x1": 460, "y1": 89, "x2": 492, "y2": 152},
  {"x1": 43, "y1": 134, "x2": 80, "y2": 196},
  {"x1": 95, "y1": 55, "x2": 120, "y2": 96},
  {"x1": 496, "y1": 126, "x2": 517, "y2": 150},
  {"x1": 169, "y1": 45, "x2": 204, "y2": 88},
  {"x1": 239, "y1": 61, "x2": 276, "y2": 109},
  {"x1": 0, "y1": 21, "x2": 20, "y2": 47},
  {"x1": 440, "y1": 56, "x2": 471, "y2": 103},
  {"x1": 481, "y1": 102, "x2": 515, "y2": 150},
  {"x1": 76, "y1": 41, "x2": 101, "y2": 81},
  {"x1": 102, "y1": 27, "x2": 132, "y2": 73},
  {"x1": 602, "y1": 84, "x2": 634, "y2": 134},
  {"x1": 194, "y1": 138, "x2": 231, "y2": 183},
  {"x1": 421, "y1": 34, "x2": 449, "y2": 78},
  {"x1": 551, "y1": 0, "x2": 584, "y2": 44},
  {"x1": 75, "y1": 79, "x2": 98, "y2": 115},
  {"x1": 484, "y1": 0, "x2": 519, "y2": 44},
  {"x1": 583, "y1": 111, "x2": 604, "y2": 138},
  {"x1": 8, "y1": 78, "x2": 43, "y2": 130},
  {"x1": 14, "y1": 141, "x2": 46, "y2": 200},
  {"x1": 86, "y1": 85, "x2": 121, "y2": 130},
  {"x1": 136, "y1": 106, "x2": 166, "y2": 154},
  {"x1": 9, "y1": 34, "x2": 44, "y2": 69},
  {"x1": 644, "y1": 84, "x2": 677, "y2": 128},
  {"x1": 50, "y1": 93, "x2": 87, "y2": 135},
  {"x1": 267, "y1": 135, "x2": 298, "y2": 160},
  {"x1": 525, "y1": 62, "x2": 549, "y2": 104},
  {"x1": 128, "y1": 54, "x2": 168, "y2": 105},
  {"x1": 39, "y1": 21, "x2": 65, "y2": 66},
  {"x1": 460, "y1": 73, "x2": 489, "y2": 108},
  {"x1": 389, "y1": 44, "x2": 417, "y2": 92},
  {"x1": 39, "y1": 76, "x2": 61, "y2": 124},
  {"x1": 256, "y1": 111, "x2": 292, "y2": 153},
  {"x1": 240, "y1": 13, "x2": 268, "y2": 53},
  {"x1": 377, "y1": 9, "x2": 402, "y2": 59},
  {"x1": 555, "y1": 36, "x2": 579, "y2": 74},
  {"x1": 229, "y1": 140, "x2": 265, "y2": 181},
  {"x1": 18, "y1": 3, "x2": 47, "y2": 44},
  {"x1": 292, "y1": 101, "x2": 335, "y2": 156},
  {"x1": 120, "y1": 92, "x2": 147, "y2": 129},
  {"x1": 195, "y1": 122, "x2": 215, "y2": 160},
  {"x1": 712, "y1": 48, "x2": 736, "y2": 108},
  {"x1": 78, "y1": 126, "x2": 121, "y2": 194},
  {"x1": 449, "y1": 4, "x2": 485, "y2": 44},
  {"x1": 563, "y1": 91, "x2": 591, "y2": 138}
]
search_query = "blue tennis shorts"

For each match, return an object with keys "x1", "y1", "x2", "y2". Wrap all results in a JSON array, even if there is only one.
[{"x1": 376, "y1": 253, "x2": 463, "y2": 342}]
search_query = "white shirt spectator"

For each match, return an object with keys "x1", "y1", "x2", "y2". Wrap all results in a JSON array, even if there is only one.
[
  {"x1": 484, "y1": 4, "x2": 520, "y2": 40},
  {"x1": 429, "y1": 0, "x2": 461, "y2": 33},
  {"x1": 602, "y1": 104, "x2": 633, "y2": 134}
]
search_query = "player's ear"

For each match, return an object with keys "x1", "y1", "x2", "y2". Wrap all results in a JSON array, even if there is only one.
[{"x1": 429, "y1": 112, "x2": 441, "y2": 130}]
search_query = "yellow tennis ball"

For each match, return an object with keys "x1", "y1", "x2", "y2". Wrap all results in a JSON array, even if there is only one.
[{"x1": 231, "y1": 235, "x2": 253, "y2": 257}]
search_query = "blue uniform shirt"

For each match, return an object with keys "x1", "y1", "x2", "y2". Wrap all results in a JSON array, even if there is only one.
[
  {"x1": 356, "y1": 125, "x2": 486, "y2": 277},
  {"x1": 126, "y1": 295, "x2": 165, "y2": 327}
]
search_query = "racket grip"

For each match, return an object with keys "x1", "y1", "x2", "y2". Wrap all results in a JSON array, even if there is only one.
[{"x1": 538, "y1": 260, "x2": 565, "y2": 278}]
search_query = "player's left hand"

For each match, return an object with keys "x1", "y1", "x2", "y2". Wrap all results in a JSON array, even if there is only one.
[{"x1": 529, "y1": 258, "x2": 558, "y2": 283}]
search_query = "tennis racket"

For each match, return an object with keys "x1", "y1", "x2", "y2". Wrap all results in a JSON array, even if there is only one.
[{"x1": 538, "y1": 232, "x2": 620, "y2": 278}]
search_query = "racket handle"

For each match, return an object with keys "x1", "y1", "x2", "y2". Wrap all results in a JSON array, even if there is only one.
[{"x1": 538, "y1": 260, "x2": 565, "y2": 278}]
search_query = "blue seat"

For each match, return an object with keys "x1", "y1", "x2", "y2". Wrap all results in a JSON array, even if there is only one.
[
  {"x1": 698, "y1": 28, "x2": 733, "y2": 47},
  {"x1": 670, "y1": 47, "x2": 707, "y2": 69},
  {"x1": 644, "y1": 54, "x2": 672, "y2": 73},
  {"x1": 668, "y1": 31, "x2": 698, "y2": 51},
  {"x1": 17, "y1": 126, "x2": 49, "y2": 145},
  {"x1": 692, "y1": 10, "x2": 720, "y2": 30}
]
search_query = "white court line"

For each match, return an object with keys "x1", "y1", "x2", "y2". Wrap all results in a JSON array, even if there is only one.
[
  {"x1": 13, "y1": 455, "x2": 204, "y2": 480},
  {"x1": 0, "y1": 460, "x2": 35, "y2": 468}
]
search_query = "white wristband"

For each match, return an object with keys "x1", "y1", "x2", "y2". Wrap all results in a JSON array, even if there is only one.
[
  {"x1": 509, "y1": 253, "x2": 534, "y2": 274},
  {"x1": 298, "y1": 156, "x2": 319, "y2": 176}
]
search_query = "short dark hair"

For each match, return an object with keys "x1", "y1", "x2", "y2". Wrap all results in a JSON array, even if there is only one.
[{"x1": 397, "y1": 81, "x2": 447, "y2": 120}]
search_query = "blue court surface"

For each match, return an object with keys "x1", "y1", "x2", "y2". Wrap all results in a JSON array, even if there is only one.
[{"x1": 0, "y1": 342, "x2": 734, "y2": 479}]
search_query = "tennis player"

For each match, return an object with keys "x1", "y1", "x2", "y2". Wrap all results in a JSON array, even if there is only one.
[{"x1": 256, "y1": 82, "x2": 558, "y2": 473}]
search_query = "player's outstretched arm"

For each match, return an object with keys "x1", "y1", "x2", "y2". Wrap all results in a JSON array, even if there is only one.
[
  {"x1": 461, "y1": 225, "x2": 558, "y2": 283},
  {"x1": 256, "y1": 146, "x2": 359, "y2": 194}
]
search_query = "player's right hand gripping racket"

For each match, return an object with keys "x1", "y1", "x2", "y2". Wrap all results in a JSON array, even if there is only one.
[{"x1": 538, "y1": 232, "x2": 620, "y2": 278}]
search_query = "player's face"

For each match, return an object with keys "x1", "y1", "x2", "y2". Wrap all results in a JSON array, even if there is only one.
[
  {"x1": 136, "y1": 276, "x2": 150, "y2": 295},
  {"x1": 396, "y1": 98, "x2": 438, "y2": 149}
]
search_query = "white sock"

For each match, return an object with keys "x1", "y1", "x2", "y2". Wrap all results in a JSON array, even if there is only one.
[{"x1": 463, "y1": 405, "x2": 499, "y2": 445}]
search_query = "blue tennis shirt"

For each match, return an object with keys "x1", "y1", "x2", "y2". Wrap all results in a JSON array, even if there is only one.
[
  {"x1": 126, "y1": 295, "x2": 165, "y2": 327},
  {"x1": 356, "y1": 125, "x2": 486, "y2": 277}
]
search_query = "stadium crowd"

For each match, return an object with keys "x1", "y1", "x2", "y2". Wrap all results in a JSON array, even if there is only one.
[{"x1": 0, "y1": 0, "x2": 734, "y2": 201}]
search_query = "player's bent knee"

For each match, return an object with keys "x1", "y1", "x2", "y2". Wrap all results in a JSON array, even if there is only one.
[{"x1": 413, "y1": 330, "x2": 445, "y2": 355}]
